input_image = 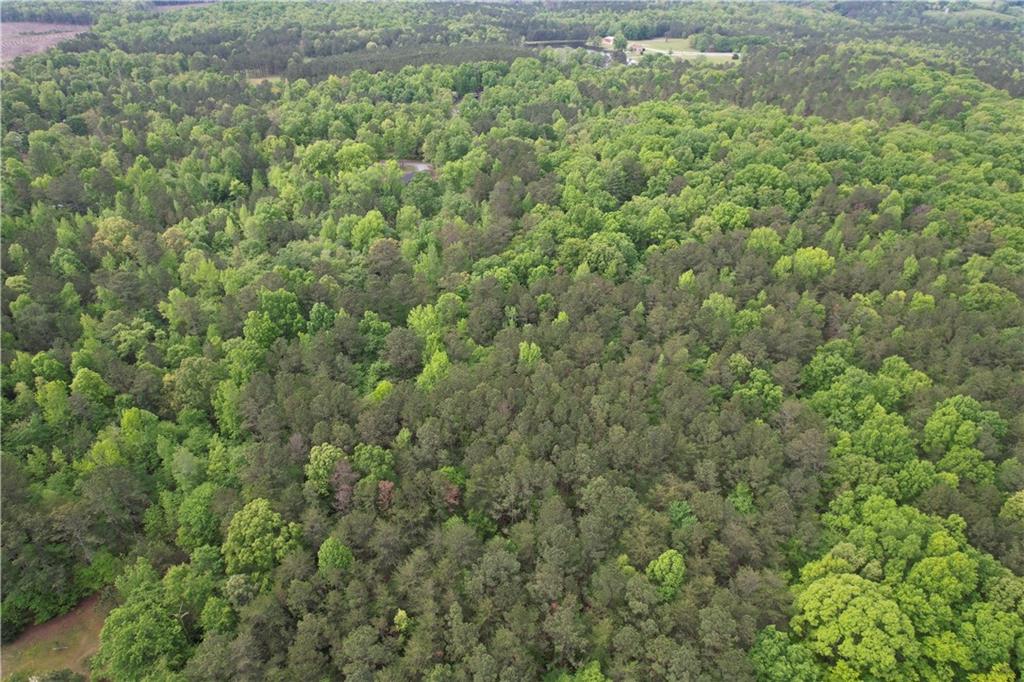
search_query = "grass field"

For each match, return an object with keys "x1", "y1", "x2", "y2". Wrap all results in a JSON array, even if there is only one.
[
  {"x1": 629, "y1": 37, "x2": 738, "y2": 63},
  {"x1": 630, "y1": 36, "x2": 696, "y2": 50},
  {"x1": 1, "y1": 595, "x2": 110, "y2": 680},
  {"x1": 632, "y1": 37, "x2": 694, "y2": 51}
]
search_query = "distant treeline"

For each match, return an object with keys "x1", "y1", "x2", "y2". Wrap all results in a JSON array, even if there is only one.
[
  {"x1": 0, "y1": 0, "x2": 139, "y2": 24},
  {"x1": 721, "y1": 42, "x2": 1024, "y2": 118},
  {"x1": 283, "y1": 44, "x2": 541, "y2": 80}
]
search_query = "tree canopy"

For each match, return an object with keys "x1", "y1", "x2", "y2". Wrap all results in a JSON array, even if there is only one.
[{"x1": 2, "y1": 1, "x2": 1023, "y2": 680}]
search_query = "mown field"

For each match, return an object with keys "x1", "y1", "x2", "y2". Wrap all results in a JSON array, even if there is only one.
[
  {"x1": 633, "y1": 37, "x2": 694, "y2": 51},
  {"x1": 631, "y1": 37, "x2": 738, "y2": 62}
]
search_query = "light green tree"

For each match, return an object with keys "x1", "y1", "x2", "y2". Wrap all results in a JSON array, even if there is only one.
[
  {"x1": 317, "y1": 536, "x2": 354, "y2": 576},
  {"x1": 645, "y1": 549, "x2": 686, "y2": 600},
  {"x1": 791, "y1": 247, "x2": 835, "y2": 281},
  {"x1": 352, "y1": 209, "x2": 388, "y2": 251},
  {"x1": 518, "y1": 340, "x2": 542, "y2": 367},
  {"x1": 176, "y1": 482, "x2": 220, "y2": 551},
  {"x1": 923, "y1": 395, "x2": 1006, "y2": 457},
  {"x1": 1000, "y1": 490, "x2": 1024, "y2": 522},
  {"x1": 223, "y1": 499, "x2": 300, "y2": 588},
  {"x1": 70, "y1": 367, "x2": 114, "y2": 406},
  {"x1": 791, "y1": 572, "x2": 919, "y2": 680},
  {"x1": 710, "y1": 201, "x2": 750, "y2": 231},
  {"x1": 417, "y1": 349, "x2": 450, "y2": 391},
  {"x1": 734, "y1": 368, "x2": 783, "y2": 414},
  {"x1": 200, "y1": 595, "x2": 236, "y2": 634},
  {"x1": 351, "y1": 443, "x2": 393, "y2": 479},
  {"x1": 746, "y1": 227, "x2": 783, "y2": 258},
  {"x1": 95, "y1": 559, "x2": 187, "y2": 681},
  {"x1": 832, "y1": 404, "x2": 915, "y2": 465},
  {"x1": 770, "y1": 494, "x2": 1024, "y2": 680},
  {"x1": 305, "y1": 443, "x2": 345, "y2": 497}
]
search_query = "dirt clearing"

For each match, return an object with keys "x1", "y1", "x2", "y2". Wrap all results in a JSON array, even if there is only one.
[
  {"x1": 1, "y1": 22, "x2": 90, "y2": 63},
  {"x1": 1, "y1": 594, "x2": 110, "y2": 680}
]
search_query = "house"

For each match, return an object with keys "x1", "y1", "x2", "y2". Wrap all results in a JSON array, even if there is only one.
[
  {"x1": 601, "y1": 36, "x2": 615, "y2": 48},
  {"x1": 629, "y1": 43, "x2": 646, "y2": 54}
]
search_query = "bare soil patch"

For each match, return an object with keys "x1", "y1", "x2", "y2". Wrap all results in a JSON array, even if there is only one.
[
  {"x1": 1, "y1": 594, "x2": 110, "y2": 680},
  {"x1": 1, "y1": 22, "x2": 90, "y2": 63}
]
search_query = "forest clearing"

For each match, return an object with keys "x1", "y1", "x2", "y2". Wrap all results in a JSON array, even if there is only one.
[
  {"x1": 1, "y1": 595, "x2": 110, "y2": 680},
  {"x1": 629, "y1": 37, "x2": 738, "y2": 62},
  {"x1": 1, "y1": 22, "x2": 89, "y2": 62}
]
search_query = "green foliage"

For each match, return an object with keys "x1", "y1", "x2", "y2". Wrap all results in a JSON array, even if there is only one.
[
  {"x1": 518, "y1": 340, "x2": 542, "y2": 366},
  {"x1": 772, "y1": 494, "x2": 1024, "y2": 680},
  {"x1": 728, "y1": 482, "x2": 755, "y2": 515},
  {"x1": 307, "y1": 302, "x2": 337, "y2": 334},
  {"x1": 393, "y1": 608, "x2": 410, "y2": 633},
  {"x1": 352, "y1": 210, "x2": 388, "y2": 251},
  {"x1": 223, "y1": 499, "x2": 300, "y2": 588},
  {"x1": 645, "y1": 549, "x2": 686, "y2": 600},
  {"x1": 552, "y1": 660, "x2": 610, "y2": 682},
  {"x1": 439, "y1": 466, "x2": 466, "y2": 490},
  {"x1": 750, "y1": 626, "x2": 822, "y2": 682},
  {"x1": 790, "y1": 247, "x2": 835, "y2": 281},
  {"x1": 368, "y1": 379, "x2": 394, "y2": 403},
  {"x1": 800, "y1": 340, "x2": 854, "y2": 394},
  {"x1": 833, "y1": 405, "x2": 915, "y2": 465},
  {"x1": 70, "y1": 368, "x2": 113, "y2": 406},
  {"x1": 252, "y1": 288, "x2": 305, "y2": 342},
  {"x1": 677, "y1": 269, "x2": 696, "y2": 290},
  {"x1": 417, "y1": 349, "x2": 450, "y2": 390},
  {"x1": 668, "y1": 500, "x2": 695, "y2": 530},
  {"x1": 746, "y1": 227, "x2": 783, "y2": 259},
  {"x1": 200, "y1": 596, "x2": 236, "y2": 635},
  {"x1": 350, "y1": 443, "x2": 394, "y2": 479},
  {"x1": 921, "y1": 395, "x2": 1006, "y2": 487},
  {"x1": 793, "y1": 572, "x2": 918, "y2": 679},
  {"x1": 95, "y1": 558, "x2": 187, "y2": 681},
  {"x1": 3, "y1": 3, "x2": 1023, "y2": 678},
  {"x1": 734, "y1": 368, "x2": 783, "y2": 414},
  {"x1": 36, "y1": 380, "x2": 71, "y2": 427},
  {"x1": 923, "y1": 395, "x2": 1006, "y2": 457},
  {"x1": 1001, "y1": 491, "x2": 1024, "y2": 523},
  {"x1": 305, "y1": 443, "x2": 345, "y2": 497},
  {"x1": 710, "y1": 201, "x2": 750, "y2": 231},
  {"x1": 176, "y1": 482, "x2": 220, "y2": 551},
  {"x1": 317, "y1": 537, "x2": 354, "y2": 575},
  {"x1": 584, "y1": 231, "x2": 636, "y2": 280}
]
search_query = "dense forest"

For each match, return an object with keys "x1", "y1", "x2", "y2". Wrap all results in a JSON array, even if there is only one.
[{"x1": 2, "y1": 1, "x2": 1023, "y2": 680}]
